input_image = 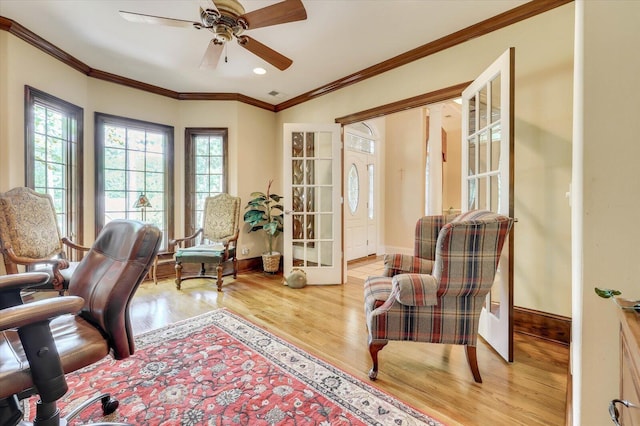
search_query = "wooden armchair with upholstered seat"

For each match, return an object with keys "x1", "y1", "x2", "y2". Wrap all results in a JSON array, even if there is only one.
[
  {"x1": 170, "y1": 193, "x2": 241, "y2": 291},
  {"x1": 364, "y1": 210, "x2": 514, "y2": 383},
  {"x1": 0, "y1": 187, "x2": 89, "y2": 294}
]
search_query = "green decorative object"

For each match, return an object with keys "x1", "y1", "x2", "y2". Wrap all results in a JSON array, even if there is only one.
[
  {"x1": 243, "y1": 179, "x2": 284, "y2": 256},
  {"x1": 594, "y1": 287, "x2": 622, "y2": 299}
]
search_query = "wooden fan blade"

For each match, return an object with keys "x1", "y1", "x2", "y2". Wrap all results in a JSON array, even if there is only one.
[
  {"x1": 200, "y1": 40, "x2": 224, "y2": 69},
  {"x1": 239, "y1": 0, "x2": 307, "y2": 30},
  {"x1": 237, "y1": 35, "x2": 293, "y2": 71},
  {"x1": 119, "y1": 11, "x2": 198, "y2": 28}
]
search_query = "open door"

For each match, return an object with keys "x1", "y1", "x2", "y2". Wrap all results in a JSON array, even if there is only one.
[
  {"x1": 283, "y1": 123, "x2": 343, "y2": 284},
  {"x1": 461, "y1": 48, "x2": 515, "y2": 362}
]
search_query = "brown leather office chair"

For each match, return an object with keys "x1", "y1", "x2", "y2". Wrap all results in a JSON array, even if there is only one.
[
  {"x1": 0, "y1": 219, "x2": 162, "y2": 426},
  {"x1": 0, "y1": 187, "x2": 90, "y2": 294}
]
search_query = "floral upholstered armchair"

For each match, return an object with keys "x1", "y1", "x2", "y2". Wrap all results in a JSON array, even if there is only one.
[
  {"x1": 364, "y1": 210, "x2": 514, "y2": 383},
  {"x1": 0, "y1": 187, "x2": 89, "y2": 294},
  {"x1": 171, "y1": 193, "x2": 241, "y2": 291}
]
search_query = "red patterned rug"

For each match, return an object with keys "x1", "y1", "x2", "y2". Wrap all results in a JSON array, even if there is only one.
[{"x1": 27, "y1": 309, "x2": 445, "y2": 425}]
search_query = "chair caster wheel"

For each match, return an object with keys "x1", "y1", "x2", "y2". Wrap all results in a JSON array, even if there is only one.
[{"x1": 101, "y1": 395, "x2": 119, "y2": 415}]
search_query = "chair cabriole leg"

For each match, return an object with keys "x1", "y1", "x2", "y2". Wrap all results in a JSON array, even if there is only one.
[
  {"x1": 465, "y1": 345, "x2": 482, "y2": 383},
  {"x1": 368, "y1": 342, "x2": 387, "y2": 380}
]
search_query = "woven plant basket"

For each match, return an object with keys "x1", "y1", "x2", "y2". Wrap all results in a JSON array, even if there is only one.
[{"x1": 262, "y1": 252, "x2": 281, "y2": 273}]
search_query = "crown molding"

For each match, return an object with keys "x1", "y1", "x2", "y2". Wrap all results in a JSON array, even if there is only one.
[
  {"x1": 1, "y1": 0, "x2": 572, "y2": 113},
  {"x1": 276, "y1": 0, "x2": 572, "y2": 111}
]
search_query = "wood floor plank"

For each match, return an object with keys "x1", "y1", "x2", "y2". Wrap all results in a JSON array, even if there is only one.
[{"x1": 129, "y1": 266, "x2": 568, "y2": 426}]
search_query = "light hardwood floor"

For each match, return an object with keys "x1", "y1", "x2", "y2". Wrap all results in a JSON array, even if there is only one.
[{"x1": 129, "y1": 258, "x2": 569, "y2": 426}]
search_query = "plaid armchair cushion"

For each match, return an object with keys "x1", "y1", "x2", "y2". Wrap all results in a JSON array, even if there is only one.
[{"x1": 382, "y1": 254, "x2": 434, "y2": 277}]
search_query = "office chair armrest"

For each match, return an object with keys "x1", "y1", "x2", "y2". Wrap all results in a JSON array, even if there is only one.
[
  {"x1": 0, "y1": 272, "x2": 51, "y2": 309},
  {"x1": 391, "y1": 273, "x2": 438, "y2": 306},
  {"x1": 0, "y1": 295, "x2": 84, "y2": 331},
  {"x1": 0, "y1": 272, "x2": 51, "y2": 293},
  {"x1": 61, "y1": 237, "x2": 90, "y2": 252}
]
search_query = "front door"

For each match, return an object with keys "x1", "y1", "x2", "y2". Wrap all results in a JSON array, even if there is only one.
[
  {"x1": 461, "y1": 48, "x2": 515, "y2": 362},
  {"x1": 345, "y1": 148, "x2": 376, "y2": 261},
  {"x1": 283, "y1": 123, "x2": 343, "y2": 284}
]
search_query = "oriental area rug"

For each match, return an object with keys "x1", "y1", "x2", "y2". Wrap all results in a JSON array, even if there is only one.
[{"x1": 27, "y1": 309, "x2": 445, "y2": 425}]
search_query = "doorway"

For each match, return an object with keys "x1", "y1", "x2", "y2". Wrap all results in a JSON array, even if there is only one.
[{"x1": 344, "y1": 121, "x2": 379, "y2": 262}]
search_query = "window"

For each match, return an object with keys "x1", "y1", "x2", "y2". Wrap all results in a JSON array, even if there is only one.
[
  {"x1": 95, "y1": 113, "x2": 174, "y2": 249},
  {"x1": 25, "y1": 86, "x2": 83, "y2": 252},
  {"x1": 184, "y1": 128, "x2": 228, "y2": 235}
]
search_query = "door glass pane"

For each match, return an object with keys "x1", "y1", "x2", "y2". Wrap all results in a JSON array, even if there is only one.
[
  {"x1": 318, "y1": 186, "x2": 332, "y2": 212},
  {"x1": 317, "y1": 132, "x2": 332, "y2": 157},
  {"x1": 292, "y1": 132, "x2": 304, "y2": 157},
  {"x1": 468, "y1": 179, "x2": 477, "y2": 210},
  {"x1": 468, "y1": 95, "x2": 476, "y2": 135},
  {"x1": 319, "y1": 241, "x2": 333, "y2": 267},
  {"x1": 348, "y1": 163, "x2": 359, "y2": 215},
  {"x1": 479, "y1": 86, "x2": 488, "y2": 130},
  {"x1": 478, "y1": 177, "x2": 487, "y2": 210},
  {"x1": 319, "y1": 214, "x2": 333, "y2": 239},
  {"x1": 479, "y1": 131, "x2": 488, "y2": 174},
  {"x1": 305, "y1": 215, "x2": 315, "y2": 239},
  {"x1": 468, "y1": 138, "x2": 476, "y2": 175},
  {"x1": 491, "y1": 75, "x2": 501, "y2": 124},
  {"x1": 491, "y1": 125, "x2": 501, "y2": 171},
  {"x1": 368, "y1": 164, "x2": 374, "y2": 220},
  {"x1": 292, "y1": 160, "x2": 304, "y2": 186},
  {"x1": 292, "y1": 214, "x2": 304, "y2": 241},
  {"x1": 305, "y1": 132, "x2": 315, "y2": 157},
  {"x1": 314, "y1": 160, "x2": 332, "y2": 185}
]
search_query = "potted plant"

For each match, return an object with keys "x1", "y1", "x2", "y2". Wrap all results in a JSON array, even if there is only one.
[{"x1": 244, "y1": 180, "x2": 284, "y2": 273}]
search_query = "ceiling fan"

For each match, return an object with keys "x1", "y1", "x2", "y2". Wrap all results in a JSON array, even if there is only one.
[{"x1": 119, "y1": 0, "x2": 307, "y2": 70}]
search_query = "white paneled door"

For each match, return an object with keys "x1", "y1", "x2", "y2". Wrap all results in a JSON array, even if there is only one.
[
  {"x1": 461, "y1": 48, "x2": 515, "y2": 362},
  {"x1": 283, "y1": 123, "x2": 343, "y2": 284}
]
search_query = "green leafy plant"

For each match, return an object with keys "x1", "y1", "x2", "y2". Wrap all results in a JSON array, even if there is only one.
[
  {"x1": 595, "y1": 287, "x2": 640, "y2": 310},
  {"x1": 595, "y1": 287, "x2": 622, "y2": 299},
  {"x1": 243, "y1": 180, "x2": 284, "y2": 255}
]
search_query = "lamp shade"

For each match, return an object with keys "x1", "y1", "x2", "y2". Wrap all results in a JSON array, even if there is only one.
[{"x1": 133, "y1": 193, "x2": 152, "y2": 209}]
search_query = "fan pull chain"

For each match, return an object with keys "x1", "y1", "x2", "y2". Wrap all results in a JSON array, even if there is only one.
[{"x1": 225, "y1": 43, "x2": 228, "y2": 63}]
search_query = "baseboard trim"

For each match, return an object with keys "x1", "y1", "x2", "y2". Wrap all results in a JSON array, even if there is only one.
[{"x1": 514, "y1": 306, "x2": 571, "y2": 346}]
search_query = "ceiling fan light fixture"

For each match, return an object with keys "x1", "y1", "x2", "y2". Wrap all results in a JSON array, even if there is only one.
[{"x1": 253, "y1": 67, "x2": 266, "y2": 75}]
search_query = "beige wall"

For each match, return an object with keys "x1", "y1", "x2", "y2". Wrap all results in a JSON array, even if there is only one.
[
  {"x1": 383, "y1": 108, "x2": 426, "y2": 252},
  {"x1": 575, "y1": 1, "x2": 640, "y2": 423}
]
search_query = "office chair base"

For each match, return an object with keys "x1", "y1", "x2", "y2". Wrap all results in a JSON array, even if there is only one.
[{"x1": 0, "y1": 393, "x2": 132, "y2": 426}]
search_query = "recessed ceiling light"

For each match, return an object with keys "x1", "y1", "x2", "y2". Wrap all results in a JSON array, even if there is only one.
[{"x1": 253, "y1": 67, "x2": 266, "y2": 75}]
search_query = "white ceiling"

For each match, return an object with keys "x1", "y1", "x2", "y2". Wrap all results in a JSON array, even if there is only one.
[{"x1": 0, "y1": 0, "x2": 528, "y2": 105}]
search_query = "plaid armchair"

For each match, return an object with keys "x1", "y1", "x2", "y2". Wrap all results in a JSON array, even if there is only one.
[
  {"x1": 364, "y1": 210, "x2": 513, "y2": 383},
  {"x1": 0, "y1": 187, "x2": 89, "y2": 294},
  {"x1": 171, "y1": 193, "x2": 241, "y2": 291}
]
